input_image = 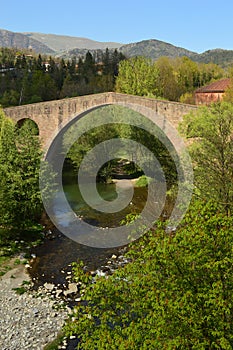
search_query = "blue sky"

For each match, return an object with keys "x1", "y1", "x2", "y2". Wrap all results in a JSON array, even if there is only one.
[{"x1": 1, "y1": 0, "x2": 233, "y2": 53}]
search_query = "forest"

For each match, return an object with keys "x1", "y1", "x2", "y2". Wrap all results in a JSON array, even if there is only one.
[{"x1": 0, "y1": 46, "x2": 230, "y2": 107}]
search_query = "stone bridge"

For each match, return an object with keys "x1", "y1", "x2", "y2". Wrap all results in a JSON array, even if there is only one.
[{"x1": 4, "y1": 92, "x2": 197, "y2": 152}]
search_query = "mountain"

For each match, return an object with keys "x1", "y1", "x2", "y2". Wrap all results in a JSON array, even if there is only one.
[
  {"x1": 0, "y1": 29, "x2": 122, "y2": 55},
  {"x1": 117, "y1": 40, "x2": 233, "y2": 67},
  {"x1": 61, "y1": 39, "x2": 195, "y2": 61},
  {"x1": 1, "y1": 28, "x2": 233, "y2": 67},
  {"x1": 0, "y1": 29, "x2": 55, "y2": 54},
  {"x1": 23, "y1": 32, "x2": 123, "y2": 53},
  {"x1": 60, "y1": 39, "x2": 196, "y2": 60},
  {"x1": 118, "y1": 39, "x2": 196, "y2": 60},
  {"x1": 190, "y1": 49, "x2": 233, "y2": 67},
  {"x1": 63, "y1": 39, "x2": 233, "y2": 67}
]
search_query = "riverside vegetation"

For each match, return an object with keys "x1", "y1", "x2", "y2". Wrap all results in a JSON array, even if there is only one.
[
  {"x1": 1, "y1": 47, "x2": 233, "y2": 348},
  {"x1": 61, "y1": 102, "x2": 233, "y2": 349},
  {"x1": 0, "y1": 109, "x2": 44, "y2": 273}
]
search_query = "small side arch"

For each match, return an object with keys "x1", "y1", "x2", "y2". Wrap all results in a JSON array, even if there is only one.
[{"x1": 16, "y1": 118, "x2": 39, "y2": 135}]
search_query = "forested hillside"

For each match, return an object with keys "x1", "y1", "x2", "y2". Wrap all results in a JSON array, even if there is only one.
[
  {"x1": 0, "y1": 47, "x2": 125, "y2": 107},
  {"x1": 0, "y1": 47, "x2": 230, "y2": 107}
]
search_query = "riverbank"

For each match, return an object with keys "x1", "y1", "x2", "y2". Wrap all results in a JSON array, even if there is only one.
[
  {"x1": 0, "y1": 263, "x2": 68, "y2": 349},
  {"x1": 0, "y1": 177, "x2": 146, "y2": 349},
  {"x1": 0, "y1": 232, "x2": 131, "y2": 349}
]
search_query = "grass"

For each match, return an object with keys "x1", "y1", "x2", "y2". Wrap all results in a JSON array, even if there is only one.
[
  {"x1": 14, "y1": 258, "x2": 21, "y2": 265},
  {"x1": 0, "y1": 225, "x2": 44, "y2": 277},
  {"x1": 12, "y1": 280, "x2": 31, "y2": 295},
  {"x1": 0, "y1": 255, "x2": 12, "y2": 276},
  {"x1": 134, "y1": 175, "x2": 154, "y2": 187},
  {"x1": 12, "y1": 286, "x2": 28, "y2": 295},
  {"x1": 43, "y1": 331, "x2": 65, "y2": 350}
]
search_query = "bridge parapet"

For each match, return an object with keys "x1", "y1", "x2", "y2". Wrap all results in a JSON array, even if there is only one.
[
  {"x1": 110, "y1": 92, "x2": 197, "y2": 129},
  {"x1": 4, "y1": 92, "x2": 197, "y2": 148}
]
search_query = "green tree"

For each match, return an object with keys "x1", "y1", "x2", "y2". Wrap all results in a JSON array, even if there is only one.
[
  {"x1": 175, "y1": 56, "x2": 199, "y2": 96},
  {"x1": 223, "y1": 74, "x2": 233, "y2": 103},
  {"x1": 101, "y1": 48, "x2": 125, "y2": 77},
  {"x1": 64, "y1": 200, "x2": 233, "y2": 349},
  {"x1": 0, "y1": 111, "x2": 43, "y2": 228},
  {"x1": 65, "y1": 121, "x2": 120, "y2": 182},
  {"x1": 0, "y1": 89, "x2": 20, "y2": 107},
  {"x1": 88, "y1": 74, "x2": 115, "y2": 94},
  {"x1": 198, "y1": 62, "x2": 224, "y2": 87},
  {"x1": 179, "y1": 91, "x2": 195, "y2": 104},
  {"x1": 102, "y1": 47, "x2": 111, "y2": 75},
  {"x1": 155, "y1": 56, "x2": 179, "y2": 100},
  {"x1": 64, "y1": 105, "x2": 177, "y2": 185},
  {"x1": 115, "y1": 56, "x2": 159, "y2": 97},
  {"x1": 179, "y1": 102, "x2": 233, "y2": 215},
  {"x1": 30, "y1": 70, "x2": 58, "y2": 102},
  {"x1": 78, "y1": 51, "x2": 96, "y2": 83},
  {"x1": 60, "y1": 73, "x2": 78, "y2": 98}
]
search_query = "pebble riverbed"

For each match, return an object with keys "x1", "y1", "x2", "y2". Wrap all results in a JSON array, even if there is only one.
[
  {"x1": 0, "y1": 249, "x2": 130, "y2": 349},
  {"x1": 0, "y1": 263, "x2": 68, "y2": 350}
]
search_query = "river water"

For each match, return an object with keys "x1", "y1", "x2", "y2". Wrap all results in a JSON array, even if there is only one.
[{"x1": 29, "y1": 167, "x2": 148, "y2": 286}]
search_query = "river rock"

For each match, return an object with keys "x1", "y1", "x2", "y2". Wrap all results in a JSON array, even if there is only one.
[
  {"x1": 56, "y1": 289, "x2": 63, "y2": 298},
  {"x1": 63, "y1": 283, "x2": 78, "y2": 296},
  {"x1": 0, "y1": 265, "x2": 68, "y2": 349},
  {"x1": 95, "y1": 269, "x2": 106, "y2": 277},
  {"x1": 44, "y1": 282, "x2": 55, "y2": 291}
]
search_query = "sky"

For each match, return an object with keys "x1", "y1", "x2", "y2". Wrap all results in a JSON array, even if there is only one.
[{"x1": 1, "y1": 0, "x2": 233, "y2": 53}]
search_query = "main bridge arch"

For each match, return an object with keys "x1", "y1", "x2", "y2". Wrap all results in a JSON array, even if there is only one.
[
  {"x1": 3, "y1": 92, "x2": 197, "y2": 247},
  {"x1": 4, "y1": 92, "x2": 197, "y2": 152}
]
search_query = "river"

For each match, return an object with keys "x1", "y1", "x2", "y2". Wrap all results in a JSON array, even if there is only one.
[{"x1": 29, "y1": 166, "x2": 148, "y2": 286}]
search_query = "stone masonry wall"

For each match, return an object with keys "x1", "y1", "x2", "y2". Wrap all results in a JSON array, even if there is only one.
[{"x1": 4, "y1": 92, "x2": 197, "y2": 149}]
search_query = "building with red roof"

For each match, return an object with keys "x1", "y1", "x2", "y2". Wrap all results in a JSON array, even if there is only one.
[{"x1": 195, "y1": 78, "x2": 231, "y2": 105}]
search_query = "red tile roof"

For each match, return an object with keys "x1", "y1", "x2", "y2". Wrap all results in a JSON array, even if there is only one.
[{"x1": 196, "y1": 78, "x2": 231, "y2": 93}]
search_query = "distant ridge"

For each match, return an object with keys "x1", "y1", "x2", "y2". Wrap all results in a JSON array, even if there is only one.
[
  {"x1": 0, "y1": 28, "x2": 55, "y2": 54},
  {"x1": 23, "y1": 32, "x2": 123, "y2": 53},
  {"x1": 189, "y1": 49, "x2": 233, "y2": 67},
  {"x1": 1, "y1": 28, "x2": 233, "y2": 67},
  {"x1": 119, "y1": 39, "x2": 196, "y2": 60}
]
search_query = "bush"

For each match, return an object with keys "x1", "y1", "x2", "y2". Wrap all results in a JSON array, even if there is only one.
[
  {"x1": 64, "y1": 200, "x2": 233, "y2": 349},
  {"x1": 134, "y1": 175, "x2": 153, "y2": 187}
]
